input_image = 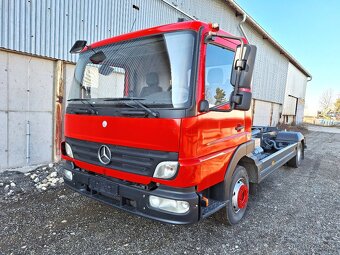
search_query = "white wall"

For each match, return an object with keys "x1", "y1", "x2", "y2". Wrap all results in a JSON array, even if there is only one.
[{"x1": 0, "y1": 50, "x2": 54, "y2": 169}]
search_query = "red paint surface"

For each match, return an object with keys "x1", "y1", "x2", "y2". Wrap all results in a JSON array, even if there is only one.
[
  {"x1": 55, "y1": 103, "x2": 63, "y2": 161},
  {"x1": 88, "y1": 21, "x2": 204, "y2": 50},
  {"x1": 64, "y1": 21, "x2": 253, "y2": 192},
  {"x1": 237, "y1": 185, "x2": 249, "y2": 209},
  {"x1": 239, "y1": 88, "x2": 251, "y2": 93},
  {"x1": 64, "y1": 114, "x2": 181, "y2": 152}
]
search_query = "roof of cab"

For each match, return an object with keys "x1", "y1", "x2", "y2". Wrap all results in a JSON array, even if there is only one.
[{"x1": 88, "y1": 21, "x2": 208, "y2": 50}]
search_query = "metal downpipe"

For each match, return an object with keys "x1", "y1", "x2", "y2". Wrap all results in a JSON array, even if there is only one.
[
  {"x1": 238, "y1": 13, "x2": 249, "y2": 42},
  {"x1": 26, "y1": 57, "x2": 32, "y2": 165}
]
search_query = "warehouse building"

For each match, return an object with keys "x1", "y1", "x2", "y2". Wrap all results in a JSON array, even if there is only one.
[{"x1": 0, "y1": 0, "x2": 311, "y2": 170}]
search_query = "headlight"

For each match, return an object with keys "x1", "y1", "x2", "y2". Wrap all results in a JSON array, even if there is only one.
[
  {"x1": 63, "y1": 169, "x2": 73, "y2": 181},
  {"x1": 65, "y1": 142, "x2": 74, "y2": 158},
  {"x1": 153, "y1": 161, "x2": 178, "y2": 179},
  {"x1": 149, "y1": 195, "x2": 190, "y2": 214}
]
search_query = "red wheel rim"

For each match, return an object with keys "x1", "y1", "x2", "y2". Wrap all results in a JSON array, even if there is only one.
[{"x1": 237, "y1": 185, "x2": 249, "y2": 209}]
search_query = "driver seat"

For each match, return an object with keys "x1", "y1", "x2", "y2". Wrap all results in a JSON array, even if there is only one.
[{"x1": 140, "y1": 72, "x2": 162, "y2": 97}]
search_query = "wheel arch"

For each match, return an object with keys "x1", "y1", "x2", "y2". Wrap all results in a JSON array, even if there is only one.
[
  {"x1": 207, "y1": 140, "x2": 255, "y2": 201},
  {"x1": 238, "y1": 156, "x2": 258, "y2": 183}
]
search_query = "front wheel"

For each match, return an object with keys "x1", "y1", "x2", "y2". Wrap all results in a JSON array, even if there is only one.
[{"x1": 221, "y1": 165, "x2": 249, "y2": 225}]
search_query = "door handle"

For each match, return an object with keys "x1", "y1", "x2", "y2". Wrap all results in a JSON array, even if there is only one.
[{"x1": 235, "y1": 124, "x2": 244, "y2": 132}]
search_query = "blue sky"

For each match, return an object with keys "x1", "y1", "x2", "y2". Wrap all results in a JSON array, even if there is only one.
[{"x1": 236, "y1": 0, "x2": 340, "y2": 114}]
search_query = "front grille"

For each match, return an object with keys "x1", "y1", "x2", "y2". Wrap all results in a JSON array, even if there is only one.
[{"x1": 66, "y1": 137, "x2": 178, "y2": 176}]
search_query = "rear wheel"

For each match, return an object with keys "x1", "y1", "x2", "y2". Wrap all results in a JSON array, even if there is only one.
[
  {"x1": 219, "y1": 165, "x2": 249, "y2": 225},
  {"x1": 287, "y1": 141, "x2": 303, "y2": 168}
]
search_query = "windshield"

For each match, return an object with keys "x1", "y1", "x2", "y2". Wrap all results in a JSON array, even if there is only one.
[{"x1": 69, "y1": 31, "x2": 196, "y2": 109}]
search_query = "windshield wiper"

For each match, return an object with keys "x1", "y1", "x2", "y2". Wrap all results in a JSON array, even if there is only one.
[
  {"x1": 103, "y1": 97, "x2": 159, "y2": 118},
  {"x1": 67, "y1": 98, "x2": 98, "y2": 115}
]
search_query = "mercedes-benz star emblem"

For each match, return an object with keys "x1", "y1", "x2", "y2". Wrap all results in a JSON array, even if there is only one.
[{"x1": 98, "y1": 145, "x2": 111, "y2": 165}]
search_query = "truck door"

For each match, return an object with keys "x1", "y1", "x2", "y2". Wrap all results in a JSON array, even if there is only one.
[{"x1": 196, "y1": 42, "x2": 247, "y2": 186}]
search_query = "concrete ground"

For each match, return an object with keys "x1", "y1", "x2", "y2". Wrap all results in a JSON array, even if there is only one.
[{"x1": 0, "y1": 130, "x2": 339, "y2": 255}]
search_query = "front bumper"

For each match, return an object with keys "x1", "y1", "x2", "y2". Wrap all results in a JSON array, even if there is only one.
[{"x1": 62, "y1": 163, "x2": 200, "y2": 224}]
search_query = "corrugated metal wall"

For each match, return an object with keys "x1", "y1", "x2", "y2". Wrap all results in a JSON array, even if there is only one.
[
  {"x1": 243, "y1": 26, "x2": 288, "y2": 104},
  {"x1": 282, "y1": 62, "x2": 308, "y2": 116},
  {"x1": 0, "y1": 0, "x2": 188, "y2": 62},
  {"x1": 158, "y1": 0, "x2": 289, "y2": 104},
  {"x1": 282, "y1": 62, "x2": 307, "y2": 124},
  {"x1": 1, "y1": 0, "x2": 291, "y2": 105}
]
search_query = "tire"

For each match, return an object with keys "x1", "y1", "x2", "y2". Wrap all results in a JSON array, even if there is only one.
[
  {"x1": 249, "y1": 182, "x2": 260, "y2": 196},
  {"x1": 287, "y1": 141, "x2": 303, "y2": 168},
  {"x1": 215, "y1": 165, "x2": 249, "y2": 225}
]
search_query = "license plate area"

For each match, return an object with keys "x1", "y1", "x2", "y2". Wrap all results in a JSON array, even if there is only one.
[{"x1": 88, "y1": 177, "x2": 119, "y2": 197}]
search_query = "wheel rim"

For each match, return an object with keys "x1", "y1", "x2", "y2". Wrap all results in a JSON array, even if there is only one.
[{"x1": 232, "y1": 178, "x2": 249, "y2": 213}]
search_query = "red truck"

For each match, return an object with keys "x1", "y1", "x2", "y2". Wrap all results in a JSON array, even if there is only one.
[{"x1": 61, "y1": 21, "x2": 305, "y2": 225}]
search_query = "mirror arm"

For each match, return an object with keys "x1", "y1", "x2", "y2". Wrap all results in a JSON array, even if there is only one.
[
  {"x1": 209, "y1": 102, "x2": 233, "y2": 112},
  {"x1": 208, "y1": 32, "x2": 245, "y2": 54},
  {"x1": 204, "y1": 34, "x2": 213, "y2": 43},
  {"x1": 231, "y1": 68, "x2": 242, "y2": 109},
  {"x1": 209, "y1": 108, "x2": 233, "y2": 112}
]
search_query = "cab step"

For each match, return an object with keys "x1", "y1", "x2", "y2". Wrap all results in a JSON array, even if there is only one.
[{"x1": 201, "y1": 199, "x2": 227, "y2": 219}]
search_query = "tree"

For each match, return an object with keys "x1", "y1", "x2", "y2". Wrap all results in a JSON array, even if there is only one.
[
  {"x1": 214, "y1": 87, "x2": 226, "y2": 105},
  {"x1": 319, "y1": 89, "x2": 333, "y2": 113},
  {"x1": 334, "y1": 98, "x2": 340, "y2": 113}
]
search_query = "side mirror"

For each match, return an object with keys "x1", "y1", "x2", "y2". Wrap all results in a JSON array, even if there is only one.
[
  {"x1": 230, "y1": 44, "x2": 257, "y2": 89},
  {"x1": 70, "y1": 40, "x2": 87, "y2": 54},
  {"x1": 99, "y1": 65, "x2": 114, "y2": 76},
  {"x1": 232, "y1": 91, "x2": 252, "y2": 111},
  {"x1": 90, "y1": 51, "x2": 106, "y2": 64},
  {"x1": 199, "y1": 100, "x2": 210, "y2": 112}
]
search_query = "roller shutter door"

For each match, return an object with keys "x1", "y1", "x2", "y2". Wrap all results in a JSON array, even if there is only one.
[
  {"x1": 271, "y1": 103, "x2": 282, "y2": 126},
  {"x1": 253, "y1": 100, "x2": 271, "y2": 126}
]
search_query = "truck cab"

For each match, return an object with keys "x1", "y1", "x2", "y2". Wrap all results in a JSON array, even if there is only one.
[{"x1": 61, "y1": 21, "x2": 304, "y2": 225}]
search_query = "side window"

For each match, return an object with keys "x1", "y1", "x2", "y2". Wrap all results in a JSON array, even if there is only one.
[{"x1": 205, "y1": 44, "x2": 235, "y2": 107}]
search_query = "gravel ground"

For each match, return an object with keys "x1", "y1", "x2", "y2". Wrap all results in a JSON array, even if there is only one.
[
  {"x1": 0, "y1": 131, "x2": 339, "y2": 255},
  {"x1": 306, "y1": 124, "x2": 340, "y2": 134}
]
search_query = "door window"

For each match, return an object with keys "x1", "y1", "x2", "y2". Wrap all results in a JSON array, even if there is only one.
[{"x1": 205, "y1": 44, "x2": 235, "y2": 107}]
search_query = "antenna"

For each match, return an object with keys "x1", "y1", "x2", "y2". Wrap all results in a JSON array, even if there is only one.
[{"x1": 130, "y1": 4, "x2": 140, "y2": 32}]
